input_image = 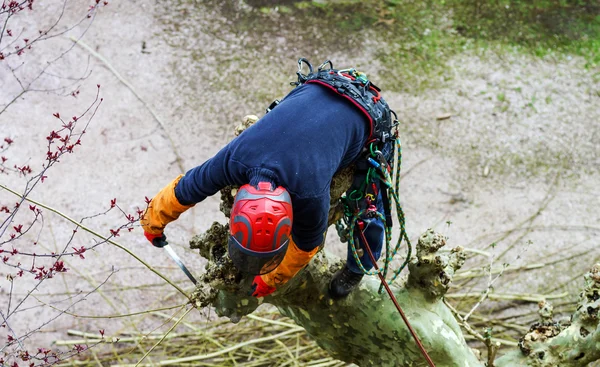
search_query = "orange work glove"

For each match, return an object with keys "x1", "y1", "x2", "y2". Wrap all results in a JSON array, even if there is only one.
[
  {"x1": 253, "y1": 239, "x2": 319, "y2": 296},
  {"x1": 141, "y1": 174, "x2": 194, "y2": 242}
]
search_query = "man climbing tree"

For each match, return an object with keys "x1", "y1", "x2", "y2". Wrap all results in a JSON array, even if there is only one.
[{"x1": 142, "y1": 58, "x2": 397, "y2": 299}]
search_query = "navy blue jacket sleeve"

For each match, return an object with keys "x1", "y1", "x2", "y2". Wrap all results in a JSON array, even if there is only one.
[
  {"x1": 174, "y1": 147, "x2": 245, "y2": 206},
  {"x1": 290, "y1": 192, "x2": 330, "y2": 251}
]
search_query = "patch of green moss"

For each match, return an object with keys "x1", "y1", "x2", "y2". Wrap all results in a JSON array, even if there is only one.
[
  {"x1": 446, "y1": 0, "x2": 600, "y2": 67},
  {"x1": 235, "y1": 0, "x2": 599, "y2": 90}
]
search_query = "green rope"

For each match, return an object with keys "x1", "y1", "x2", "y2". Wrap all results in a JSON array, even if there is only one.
[{"x1": 338, "y1": 136, "x2": 413, "y2": 292}]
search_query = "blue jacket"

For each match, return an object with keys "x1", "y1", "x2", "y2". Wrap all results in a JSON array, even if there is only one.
[{"x1": 175, "y1": 83, "x2": 370, "y2": 251}]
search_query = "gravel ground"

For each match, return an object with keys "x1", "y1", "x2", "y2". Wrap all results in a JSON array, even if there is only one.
[{"x1": 0, "y1": 0, "x2": 599, "y2": 361}]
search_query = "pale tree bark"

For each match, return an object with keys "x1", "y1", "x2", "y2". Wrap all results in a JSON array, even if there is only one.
[{"x1": 188, "y1": 116, "x2": 600, "y2": 367}]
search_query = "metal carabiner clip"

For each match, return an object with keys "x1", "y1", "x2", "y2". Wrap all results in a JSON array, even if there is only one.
[
  {"x1": 297, "y1": 58, "x2": 314, "y2": 82},
  {"x1": 318, "y1": 60, "x2": 333, "y2": 72},
  {"x1": 391, "y1": 110, "x2": 399, "y2": 127},
  {"x1": 373, "y1": 150, "x2": 389, "y2": 169}
]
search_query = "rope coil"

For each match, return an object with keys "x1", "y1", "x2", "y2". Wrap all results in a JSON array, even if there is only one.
[{"x1": 337, "y1": 136, "x2": 412, "y2": 287}]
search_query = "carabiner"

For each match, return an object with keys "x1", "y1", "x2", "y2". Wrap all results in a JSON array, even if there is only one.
[
  {"x1": 318, "y1": 60, "x2": 333, "y2": 72},
  {"x1": 297, "y1": 58, "x2": 313, "y2": 81},
  {"x1": 375, "y1": 150, "x2": 389, "y2": 168},
  {"x1": 391, "y1": 109, "x2": 399, "y2": 127}
]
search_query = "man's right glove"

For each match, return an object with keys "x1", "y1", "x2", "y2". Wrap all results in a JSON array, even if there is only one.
[{"x1": 141, "y1": 174, "x2": 194, "y2": 244}]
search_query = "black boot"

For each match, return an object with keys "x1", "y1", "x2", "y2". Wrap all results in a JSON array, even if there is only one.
[{"x1": 328, "y1": 265, "x2": 364, "y2": 299}]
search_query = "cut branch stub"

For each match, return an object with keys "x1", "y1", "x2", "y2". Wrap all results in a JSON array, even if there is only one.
[
  {"x1": 495, "y1": 263, "x2": 600, "y2": 367},
  {"x1": 407, "y1": 229, "x2": 466, "y2": 300},
  {"x1": 538, "y1": 300, "x2": 554, "y2": 324}
]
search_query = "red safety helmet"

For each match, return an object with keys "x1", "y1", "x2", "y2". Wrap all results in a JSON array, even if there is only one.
[{"x1": 228, "y1": 182, "x2": 293, "y2": 275}]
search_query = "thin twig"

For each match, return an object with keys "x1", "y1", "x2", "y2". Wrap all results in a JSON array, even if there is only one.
[
  {"x1": 0, "y1": 183, "x2": 190, "y2": 299},
  {"x1": 134, "y1": 306, "x2": 194, "y2": 367}
]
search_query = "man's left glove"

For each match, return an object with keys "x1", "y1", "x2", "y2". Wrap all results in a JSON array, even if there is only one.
[
  {"x1": 250, "y1": 239, "x2": 319, "y2": 298},
  {"x1": 141, "y1": 174, "x2": 194, "y2": 243},
  {"x1": 251, "y1": 275, "x2": 276, "y2": 297}
]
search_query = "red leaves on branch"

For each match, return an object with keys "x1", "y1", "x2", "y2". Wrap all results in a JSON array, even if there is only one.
[
  {"x1": 110, "y1": 198, "x2": 116, "y2": 208},
  {"x1": 18, "y1": 350, "x2": 30, "y2": 361},
  {"x1": 16, "y1": 165, "x2": 32, "y2": 175},
  {"x1": 46, "y1": 131, "x2": 60, "y2": 141},
  {"x1": 72, "y1": 246, "x2": 86, "y2": 259},
  {"x1": 109, "y1": 228, "x2": 120, "y2": 237},
  {"x1": 4, "y1": 137, "x2": 13, "y2": 145},
  {"x1": 1, "y1": 206, "x2": 9, "y2": 213},
  {"x1": 73, "y1": 344, "x2": 85, "y2": 353},
  {"x1": 6, "y1": 29, "x2": 12, "y2": 37},
  {"x1": 13, "y1": 224, "x2": 22, "y2": 233},
  {"x1": 51, "y1": 261, "x2": 67, "y2": 273},
  {"x1": 53, "y1": 112, "x2": 60, "y2": 119},
  {"x1": 99, "y1": 329, "x2": 105, "y2": 337},
  {"x1": 144, "y1": 196, "x2": 151, "y2": 204}
]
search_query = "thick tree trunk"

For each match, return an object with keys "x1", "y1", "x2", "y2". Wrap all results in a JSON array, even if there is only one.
[{"x1": 188, "y1": 116, "x2": 600, "y2": 367}]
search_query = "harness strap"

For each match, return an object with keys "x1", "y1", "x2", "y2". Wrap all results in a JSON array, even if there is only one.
[
  {"x1": 293, "y1": 59, "x2": 395, "y2": 144},
  {"x1": 304, "y1": 73, "x2": 393, "y2": 143}
]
